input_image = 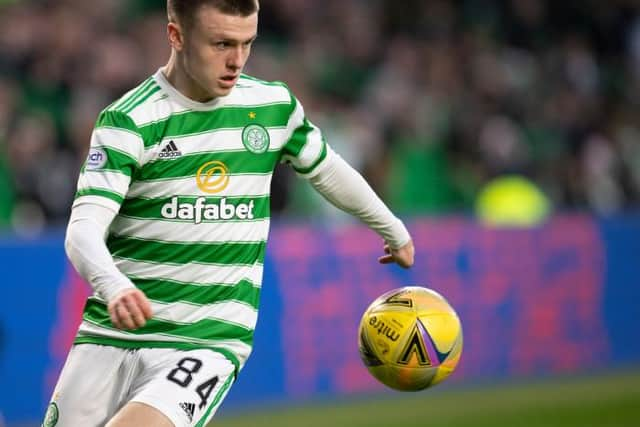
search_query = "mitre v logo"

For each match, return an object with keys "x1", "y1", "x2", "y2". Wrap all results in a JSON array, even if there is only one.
[{"x1": 397, "y1": 325, "x2": 431, "y2": 366}]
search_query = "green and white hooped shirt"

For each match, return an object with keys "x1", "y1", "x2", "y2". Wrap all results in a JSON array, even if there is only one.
[{"x1": 73, "y1": 69, "x2": 328, "y2": 371}]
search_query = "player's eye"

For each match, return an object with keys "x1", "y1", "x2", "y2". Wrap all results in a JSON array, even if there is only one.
[{"x1": 212, "y1": 41, "x2": 230, "y2": 50}]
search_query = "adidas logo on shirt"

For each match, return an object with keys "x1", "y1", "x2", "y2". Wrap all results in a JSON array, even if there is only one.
[
  {"x1": 179, "y1": 402, "x2": 195, "y2": 422},
  {"x1": 159, "y1": 140, "x2": 182, "y2": 159}
]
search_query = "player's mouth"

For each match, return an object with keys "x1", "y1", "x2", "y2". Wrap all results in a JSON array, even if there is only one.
[{"x1": 219, "y1": 75, "x2": 238, "y2": 88}]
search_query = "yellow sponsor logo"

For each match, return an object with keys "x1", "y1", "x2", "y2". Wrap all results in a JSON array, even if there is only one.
[{"x1": 196, "y1": 161, "x2": 229, "y2": 194}]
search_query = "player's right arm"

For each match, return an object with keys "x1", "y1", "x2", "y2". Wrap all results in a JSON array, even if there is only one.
[
  {"x1": 65, "y1": 204, "x2": 152, "y2": 330},
  {"x1": 66, "y1": 109, "x2": 152, "y2": 330}
]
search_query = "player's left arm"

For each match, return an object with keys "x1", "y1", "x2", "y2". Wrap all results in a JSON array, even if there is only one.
[
  {"x1": 280, "y1": 92, "x2": 413, "y2": 267},
  {"x1": 306, "y1": 148, "x2": 414, "y2": 268}
]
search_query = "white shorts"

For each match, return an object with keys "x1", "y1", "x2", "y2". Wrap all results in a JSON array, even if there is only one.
[{"x1": 44, "y1": 344, "x2": 235, "y2": 427}]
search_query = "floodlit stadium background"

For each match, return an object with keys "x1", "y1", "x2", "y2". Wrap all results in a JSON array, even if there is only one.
[{"x1": 0, "y1": 1, "x2": 639, "y2": 426}]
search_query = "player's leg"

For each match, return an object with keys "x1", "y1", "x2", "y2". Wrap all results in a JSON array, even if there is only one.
[
  {"x1": 43, "y1": 344, "x2": 130, "y2": 426},
  {"x1": 105, "y1": 402, "x2": 174, "y2": 427},
  {"x1": 120, "y1": 348, "x2": 235, "y2": 427}
]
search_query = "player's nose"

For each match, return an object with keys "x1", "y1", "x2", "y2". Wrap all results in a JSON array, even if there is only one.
[{"x1": 227, "y1": 47, "x2": 244, "y2": 70}]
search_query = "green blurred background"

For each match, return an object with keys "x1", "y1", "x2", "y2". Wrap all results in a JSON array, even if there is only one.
[{"x1": 3, "y1": 0, "x2": 640, "y2": 233}]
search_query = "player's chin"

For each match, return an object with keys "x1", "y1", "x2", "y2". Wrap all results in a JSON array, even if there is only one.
[
  {"x1": 216, "y1": 86, "x2": 234, "y2": 97},
  {"x1": 216, "y1": 77, "x2": 238, "y2": 91},
  {"x1": 205, "y1": 85, "x2": 231, "y2": 99}
]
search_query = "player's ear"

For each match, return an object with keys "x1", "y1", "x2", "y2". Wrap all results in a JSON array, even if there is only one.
[{"x1": 167, "y1": 21, "x2": 184, "y2": 51}]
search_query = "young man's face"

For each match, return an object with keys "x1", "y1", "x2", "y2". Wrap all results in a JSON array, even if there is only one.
[{"x1": 179, "y1": 6, "x2": 258, "y2": 99}]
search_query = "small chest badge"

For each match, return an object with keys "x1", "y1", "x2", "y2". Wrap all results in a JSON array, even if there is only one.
[
  {"x1": 43, "y1": 402, "x2": 59, "y2": 427},
  {"x1": 242, "y1": 124, "x2": 270, "y2": 154}
]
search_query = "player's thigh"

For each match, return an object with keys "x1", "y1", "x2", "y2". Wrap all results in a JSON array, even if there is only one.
[
  {"x1": 44, "y1": 344, "x2": 128, "y2": 427},
  {"x1": 128, "y1": 348, "x2": 235, "y2": 427},
  {"x1": 105, "y1": 402, "x2": 173, "y2": 427}
]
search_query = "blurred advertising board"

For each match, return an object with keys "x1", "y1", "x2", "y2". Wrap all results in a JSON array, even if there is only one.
[{"x1": 0, "y1": 215, "x2": 638, "y2": 423}]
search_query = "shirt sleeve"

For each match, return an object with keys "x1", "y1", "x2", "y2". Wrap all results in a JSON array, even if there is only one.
[
  {"x1": 308, "y1": 148, "x2": 412, "y2": 249},
  {"x1": 280, "y1": 95, "x2": 328, "y2": 177},
  {"x1": 65, "y1": 203, "x2": 136, "y2": 303},
  {"x1": 73, "y1": 110, "x2": 145, "y2": 213}
]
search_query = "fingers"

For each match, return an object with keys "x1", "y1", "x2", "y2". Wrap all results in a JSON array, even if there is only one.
[
  {"x1": 112, "y1": 300, "x2": 141, "y2": 330},
  {"x1": 115, "y1": 302, "x2": 137, "y2": 330},
  {"x1": 110, "y1": 304, "x2": 124, "y2": 330},
  {"x1": 378, "y1": 254, "x2": 395, "y2": 264},
  {"x1": 378, "y1": 250, "x2": 411, "y2": 267},
  {"x1": 132, "y1": 291, "x2": 154, "y2": 320},
  {"x1": 126, "y1": 298, "x2": 147, "y2": 329},
  {"x1": 108, "y1": 290, "x2": 153, "y2": 330},
  {"x1": 378, "y1": 240, "x2": 415, "y2": 269}
]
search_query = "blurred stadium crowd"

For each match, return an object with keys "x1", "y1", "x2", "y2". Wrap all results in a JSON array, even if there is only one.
[{"x1": 1, "y1": 0, "x2": 640, "y2": 233}]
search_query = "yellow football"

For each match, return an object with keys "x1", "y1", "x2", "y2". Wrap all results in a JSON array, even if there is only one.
[{"x1": 358, "y1": 286, "x2": 463, "y2": 391}]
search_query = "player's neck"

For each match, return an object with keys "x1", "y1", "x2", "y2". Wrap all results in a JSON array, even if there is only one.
[{"x1": 163, "y1": 53, "x2": 216, "y2": 103}]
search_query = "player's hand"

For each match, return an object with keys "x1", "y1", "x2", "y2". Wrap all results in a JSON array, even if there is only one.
[
  {"x1": 108, "y1": 288, "x2": 153, "y2": 330},
  {"x1": 378, "y1": 240, "x2": 414, "y2": 269}
]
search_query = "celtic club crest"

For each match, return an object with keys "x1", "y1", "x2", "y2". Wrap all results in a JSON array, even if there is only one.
[
  {"x1": 43, "y1": 402, "x2": 59, "y2": 427},
  {"x1": 242, "y1": 124, "x2": 270, "y2": 154}
]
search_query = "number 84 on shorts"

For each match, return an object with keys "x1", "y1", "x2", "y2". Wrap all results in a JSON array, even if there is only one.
[{"x1": 44, "y1": 345, "x2": 235, "y2": 427}]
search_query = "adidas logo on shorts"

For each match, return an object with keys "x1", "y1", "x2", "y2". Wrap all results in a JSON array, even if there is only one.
[
  {"x1": 159, "y1": 140, "x2": 182, "y2": 159},
  {"x1": 179, "y1": 401, "x2": 195, "y2": 422}
]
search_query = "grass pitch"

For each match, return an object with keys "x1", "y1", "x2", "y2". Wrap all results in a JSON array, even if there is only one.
[{"x1": 214, "y1": 369, "x2": 640, "y2": 427}]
